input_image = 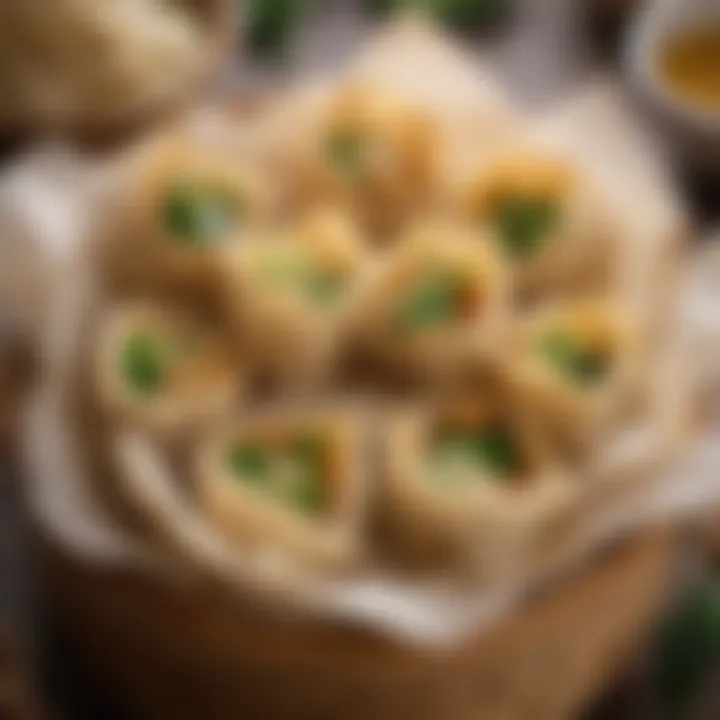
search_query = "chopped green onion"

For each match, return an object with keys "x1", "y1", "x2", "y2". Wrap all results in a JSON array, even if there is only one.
[
  {"x1": 121, "y1": 333, "x2": 164, "y2": 395},
  {"x1": 227, "y1": 444, "x2": 271, "y2": 486},
  {"x1": 326, "y1": 130, "x2": 364, "y2": 174},
  {"x1": 539, "y1": 330, "x2": 610, "y2": 386},
  {"x1": 258, "y1": 248, "x2": 345, "y2": 306},
  {"x1": 430, "y1": 425, "x2": 520, "y2": 484},
  {"x1": 305, "y1": 271, "x2": 345, "y2": 304},
  {"x1": 163, "y1": 183, "x2": 239, "y2": 245},
  {"x1": 494, "y1": 196, "x2": 560, "y2": 259},
  {"x1": 288, "y1": 436, "x2": 327, "y2": 514},
  {"x1": 394, "y1": 274, "x2": 464, "y2": 332}
]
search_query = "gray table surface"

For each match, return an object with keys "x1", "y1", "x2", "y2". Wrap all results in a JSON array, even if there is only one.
[{"x1": 1, "y1": 0, "x2": 718, "y2": 717}]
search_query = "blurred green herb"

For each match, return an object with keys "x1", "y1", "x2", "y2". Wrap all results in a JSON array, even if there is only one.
[
  {"x1": 245, "y1": 0, "x2": 303, "y2": 58},
  {"x1": 121, "y1": 333, "x2": 164, "y2": 395},
  {"x1": 538, "y1": 331, "x2": 610, "y2": 387},
  {"x1": 163, "y1": 183, "x2": 239, "y2": 245},
  {"x1": 431, "y1": 425, "x2": 519, "y2": 481},
  {"x1": 655, "y1": 579, "x2": 720, "y2": 718},
  {"x1": 365, "y1": 0, "x2": 509, "y2": 29},
  {"x1": 494, "y1": 196, "x2": 560, "y2": 259},
  {"x1": 394, "y1": 274, "x2": 464, "y2": 332}
]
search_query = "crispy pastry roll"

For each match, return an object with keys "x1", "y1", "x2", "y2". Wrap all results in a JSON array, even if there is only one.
[
  {"x1": 382, "y1": 394, "x2": 571, "y2": 566},
  {"x1": 282, "y1": 84, "x2": 441, "y2": 239},
  {"x1": 506, "y1": 299, "x2": 637, "y2": 448},
  {"x1": 221, "y1": 207, "x2": 368, "y2": 390},
  {"x1": 196, "y1": 406, "x2": 369, "y2": 570},
  {"x1": 353, "y1": 221, "x2": 510, "y2": 385},
  {"x1": 104, "y1": 138, "x2": 270, "y2": 294},
  {"x1": 95, "y1": 302, "x2": 241, "y2": 439},
  {"x1": 459, "y1": 150, "x2": 615, "y2": 298}
]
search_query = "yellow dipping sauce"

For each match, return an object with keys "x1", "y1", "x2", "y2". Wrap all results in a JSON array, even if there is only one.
[{"x1": 657, "y1": 26, "x2": 720, "y2": 112}]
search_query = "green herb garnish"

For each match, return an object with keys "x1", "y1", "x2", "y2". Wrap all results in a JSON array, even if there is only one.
[
  {"x1": 305, "y1": 271, "x2": 345, "y2": 304},
  {"x1": 227, "y1": 444, "x2": 271, "y2": 486},
  {"x1": 326, "y1": 130, "x2": 364, "y2": 174},
  {"x1": 430, "y1": 425, "x2": 520, "y2": 485},
  {"x1": 225, "y1": 435, "x2": 327, "y2": 515},
  {"x1": 288, "y1": 435, "x2": 327, "y2": 513},
  {"x1": 494, "y1": 196, "x2": 560, "y2": 259},
  {"x1": 258, "y1": 248, "x2": 345, "y2": 306},
  {"x1": 394, "y1": 274, "x2": 466, "y2": 332},
  {"x1": 121, "y1": 333, "x2": 164, "y2": 395},
  {"x1": 539, "y1": 330, "x2": 611, "y2": 386},
  {"x1": 163, "y1": 183, "x2": 239, "y2": 246}
]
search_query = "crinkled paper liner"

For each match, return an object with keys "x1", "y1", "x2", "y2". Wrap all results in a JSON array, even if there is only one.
[{"x1": 7, "y1": 20, "x2": 720, "y2": 648}]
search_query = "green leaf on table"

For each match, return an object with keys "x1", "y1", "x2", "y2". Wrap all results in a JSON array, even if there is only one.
[{"x1": 655, "y1": 578, "x2": 720, "y2": 716}]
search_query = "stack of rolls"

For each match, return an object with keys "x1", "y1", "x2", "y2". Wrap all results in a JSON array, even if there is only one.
[{"x1": 87, "y1": 75, "x2": 663, "y2": 579}]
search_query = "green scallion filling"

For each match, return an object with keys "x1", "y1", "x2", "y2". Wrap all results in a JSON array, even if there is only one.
[
  {"x1": 429, "y1": 425, "x2": 520, "y2": 486},
  {"x1": 493, "y1": 196, "x2": 560, "y2": 259},
  {"x1": 163, "y1": 182, "x2": 240, "y2": 245},
  {"x1": 394, "y1": 273, "x2": 467, "y2": 332},
  {"x1": 326, "y1": 130, "x2": 364, "y2": 174},
  {"x1": 121, "y1": 333, "x2": 164, "y2": 395},
  {"x1": 538, "y1": 330, "x2": 611, "y2": 387},
  {"x1": 226, "y1": 435, "x2": 328, "y2": 515}
]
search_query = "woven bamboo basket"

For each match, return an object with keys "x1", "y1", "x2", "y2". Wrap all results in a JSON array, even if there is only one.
[{"x1": 40, "y1": 527, "x2": 674, "y2": 720}]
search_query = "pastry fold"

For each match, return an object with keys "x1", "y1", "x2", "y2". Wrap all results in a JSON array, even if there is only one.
[
  {"x1": 352, "y1": 221, "x2": 510, "y2": 386},
  {"x1": 102, "y1": 137, "x2": 271, "y2": 295},
  {"x1": 505, "y1": 299, "x2": 638, "y2": 448},
  {"x1": 459, "y1": 149, "x2": 616, "y2": 298},
  {"x1": 94, "y1": 302, "x2": 241, "y2": 440},
  {"x1": 382, "y1": 392, "x2": 571, "y2": 567},
  {"x1": 196, "y1": 405, "x2": 369, "y2": 571},
  {"x1": 277, "y1": 84, "x2": 442, "y2": 240},
  {"x1": 221, "y1": 207, "x2": 368, "y2": 390}
]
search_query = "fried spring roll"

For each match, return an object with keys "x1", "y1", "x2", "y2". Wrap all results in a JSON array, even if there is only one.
[
  {"x1": 222, "y1": 207, "x2": 368, "y2": 390},
  {"x1": 196, "y1": 406, "x2": 369, "y2": 571},
  {"x1": 460, "y1": 150, "x2": 615, "y2": 298},
  {"x1": 281, "y1": 84, "x2": 441, "y2": 240},
  {"x1": 103, "y1": 138, "x2": 271, "y2": 295},
  {"x1": 353, "y1": 221, "x2": 510, "y2": 386},
  {"x1": 95, "y1": 302, "x2": 241, "y2": 439},
  {"x1": 506, "y1": 299, "x2": 637, "y2": 448},
  {"x1": 383, "y1": 395, "x2": 571, "y2": 566}
]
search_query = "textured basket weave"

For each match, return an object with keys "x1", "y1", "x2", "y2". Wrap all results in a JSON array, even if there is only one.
[{"x1": 42, "y1": 528, "x2": 674, "y2": 720}]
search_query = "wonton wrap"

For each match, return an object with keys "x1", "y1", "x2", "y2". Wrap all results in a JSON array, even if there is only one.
[{"x1": 196, "y1": 405, "x2": 370, "y2": 571}]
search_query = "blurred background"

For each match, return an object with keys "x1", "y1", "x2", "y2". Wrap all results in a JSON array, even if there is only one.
[{"x1": 2, "y1": 0, "x2": 720, "y2": 718}]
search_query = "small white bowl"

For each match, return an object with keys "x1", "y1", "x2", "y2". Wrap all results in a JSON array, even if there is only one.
[{"x1": 625, "y1": 0, "x2": 720, "y2": 172}]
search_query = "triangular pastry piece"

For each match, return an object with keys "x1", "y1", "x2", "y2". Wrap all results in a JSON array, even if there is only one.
[
  {"x1": 94, "y1": 302, "x2": 241, "y2": 439},
  {"x1": 506, "y1": 299, "x2": 637, "y2": 448},
  {"x1": 278, "y1": 83, "x2": 442, "y2": 240},
  {"x1": 382, "y1": 392, "x2": 571, "y2": 566},
  {"x1": 196, "y1": 406, "x2": 369, "y2": 571},
  {"x1": 459, "y1": 149, "x2": 616, "y2": 298},
  {"x1": 103, "y1": 138, "x2": 271, "y2": 294},
  {"x1": 353, "y1": 220, "x2": 509, "y2": 386}
]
